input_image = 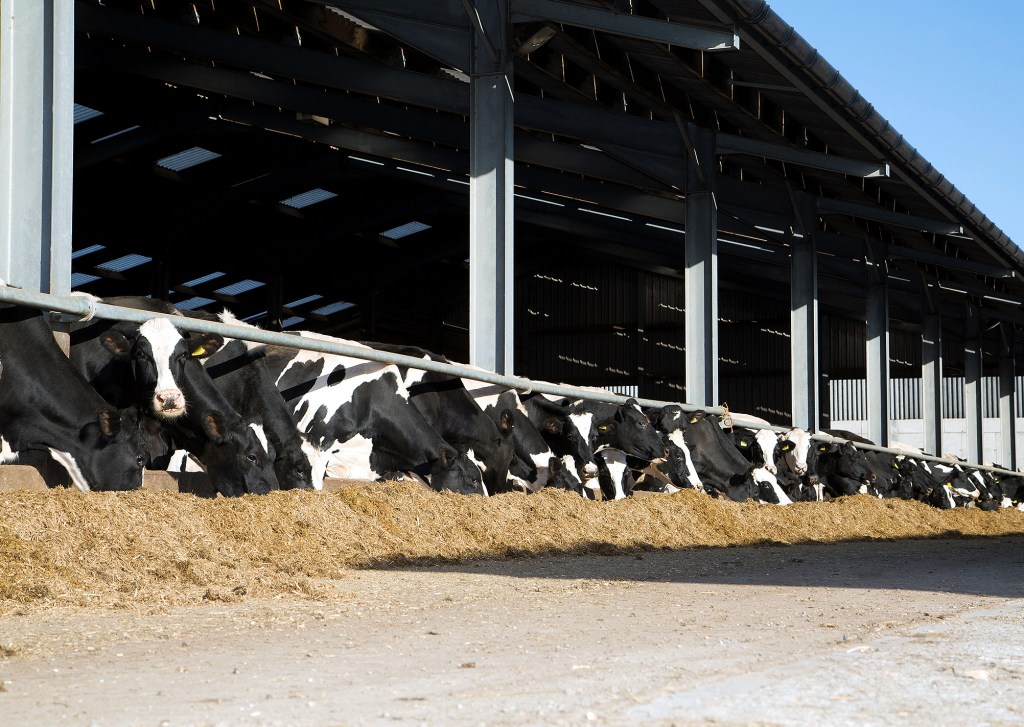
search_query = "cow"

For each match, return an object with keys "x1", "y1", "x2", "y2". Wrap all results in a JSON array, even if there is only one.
[
  {"x1": 70, "y1": 296, "x2": 279, "y2": 496},
  {"x1": 262, "y1": 333, "x2": 485, "y2": 495},
  {"x1": 816, "y1": 441, "x2": 876, "y2": 498},
  {"x1": 181, "y1": 309, "x2": 316, "y2": 490},
  {"x1": 729, "y1": 425, "x2": 792, "y2": 505},
  {"x1": 521, "y1": 393, "x2": 600, "y2": 485},
  {"x1": 364, "y1": 344, "x2": 516, "y2": 495},
  {"x1": 459, "y1": 377, "x2": 583, "y2": 493},
  {"x1": 668, "y1": 410, "x2": 757, "y2": 502},
  {"x1": 594, "y1": 446, "x2": 634, "y2": 500},
  {"x1": 0, "y1": 300, "x2": 149, "y2": 491}
]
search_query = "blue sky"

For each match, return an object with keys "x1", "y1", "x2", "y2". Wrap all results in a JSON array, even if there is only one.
[{"x1": 765, "y1": 1, "x2": 1023, "y2": 248}]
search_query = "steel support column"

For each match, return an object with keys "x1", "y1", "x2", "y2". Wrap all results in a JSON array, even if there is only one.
[
  {"x1": 998, "y1": 325, "x2": 1017, "y2": 469},
  {"x1": 866, "y1": 275, "x2": 890, "y2": 446},
  {"x1": 468, "y1": 0, "x2": 514, "y2": 373},
  {"x1": 964, "y1": 304, "x2": 984, "y2": 463},
  {"x1": 921, "y1": 304, "x2": 944, "y2": 457},
  {"x1": 790, "y1": 191, "x2": 818, "y2": 430},
  {"x1": 684, "y1": 124, "x2": 718, "y2": 407},
  {"x1": 0, "y1": 0, "x2": 74, "y2": 295}
]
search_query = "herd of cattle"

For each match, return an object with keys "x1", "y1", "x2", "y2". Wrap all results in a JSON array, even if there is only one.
[{"x1": 1, "y1": 289, "x2": 1023, "y2": 512}]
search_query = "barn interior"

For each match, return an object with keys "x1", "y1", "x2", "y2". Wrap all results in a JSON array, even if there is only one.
[{"x1": 68, "y1": 0, "x2": 1024, "y2": 429}]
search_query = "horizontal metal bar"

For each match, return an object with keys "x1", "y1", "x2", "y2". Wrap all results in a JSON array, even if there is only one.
[
  {"x1": 0, "y1": 285, "x2": 723, "y2": 415},
  {"x1": 5, "y1": 288, "x2": 1017, "y2": 476},
  {"x1": 818, "y1": 197, "x2": 964, "y2": 235},
  {"x1": 887, "y1": 243, "x2": 1012, "y2": 278},
  {"x1": 717, "y1": 133, "x2": 888, "y2": 178},
  {"x1": 729, "y1": 415, "x2": 1023, "y2": 477},
  {"x1": 512, "y1": 0, "x2": 739, "y2": 51}
]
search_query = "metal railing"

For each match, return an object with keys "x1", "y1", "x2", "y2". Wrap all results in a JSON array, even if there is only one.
[{"x1": 1, "y1": 284, "x2": 1020, "y2": 478}]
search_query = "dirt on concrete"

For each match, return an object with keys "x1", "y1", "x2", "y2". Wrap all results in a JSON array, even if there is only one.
[{"x1": 2, "y1": 536, "x2": 1022, "y2": 726}]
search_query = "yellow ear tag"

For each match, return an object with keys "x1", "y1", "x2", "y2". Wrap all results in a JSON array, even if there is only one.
[
  {"x1": 739, "y1": 440, "x2": 749, "y2": 447},
  {"x1": 191, "y1": 346, "x2": 206, "y2": 357},
  {"x1": 689, "y1": 417, "x2": 698, "y2": 424}
]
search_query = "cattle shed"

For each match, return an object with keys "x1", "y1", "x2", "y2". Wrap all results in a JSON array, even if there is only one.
[{"x1": 2, "y1": 1, "x2": 1023, "y2": 466}]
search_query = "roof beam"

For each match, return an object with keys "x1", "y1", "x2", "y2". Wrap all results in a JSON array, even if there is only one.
[
  {"x1": 717, "y1": 132, "x2": 888, "y2": 178},
  {"x1": 511, "y1": 0, "x2": 739, "y2": 51},
  {"x1": 817, "y1": 198, "x2": 964, "y2": 236},
  {"x1": 887, "y1": 243, "x2": 1012, "y2": 279}
]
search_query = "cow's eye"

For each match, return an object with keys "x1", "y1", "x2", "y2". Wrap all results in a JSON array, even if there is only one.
[{"x1": 246, "y1": 453, "x2": 258, "y2": 464}]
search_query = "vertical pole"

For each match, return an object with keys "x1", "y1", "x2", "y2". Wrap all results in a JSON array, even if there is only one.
[
  {"x1": 790, "y1": 191, "x2": 818, "y2": 430},
  {"x1": 468, "y1": 0, "x2": 514, "y2": 374},
  {"x1": 684, "y1": 123, "x2": 718, "y2": 407},
  {"x1": 0, "y1": 0, "x2": 75, "y2": 297},
  {"x1": 865, "y1": 265, "x2": 890, "y2": 446},
  {"x1": 921, "y1": 293, "x2": 944, "y2": 456},
  {"x1": 999, "y1": 324, "x2": 1017, "y2": 469},
  {"x1": 964, "y1": 304, "x2": 983, "y2": 463},
  {"x1": 819, "y1": 312, "x2": 831, "y2": 429}
]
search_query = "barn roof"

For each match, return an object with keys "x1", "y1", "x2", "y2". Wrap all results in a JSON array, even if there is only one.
[{"x1": 72, "y1": 0, "x2": 1023, "y2": 343}]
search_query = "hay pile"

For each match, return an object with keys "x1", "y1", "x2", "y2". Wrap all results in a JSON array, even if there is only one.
[{"x1": 2, "y1": 484, "x2": 1024, "y2": 612}]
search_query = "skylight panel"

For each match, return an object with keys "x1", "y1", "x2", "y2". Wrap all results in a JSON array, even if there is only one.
[
  {"x1": 74, "y1": 104, "x2": 104, "y2": 124},
  {"x1": 174, "y1": 296, "x2": 216, "y2": 310},
  {"x1": 280, "y1": 188, "x2": 337, "y2": 209},
  {"x1": 214, "y1": 279, "x2": 265, "y2": 296},
  {"x1": 311, "y1": 301, "x2": 355, "y2": 316},
  {"x1": 380, "y1": 221, "x2": 430, "y2": 240},
  {"x1": 156, "y1": 146, "x2": 221, "y2": 172},
  {"x1": 285, "y1": 294, "x2": 323, "y2": 308},
  {"x1": 72, "y1": 244, "x2": 106, "y2": 259},
  {"x1": 181, "y1": 271, "x2": 225, "y2": 288},
  {"x1": 96, "y1": 254, "x2": 152, "y2": 272}
]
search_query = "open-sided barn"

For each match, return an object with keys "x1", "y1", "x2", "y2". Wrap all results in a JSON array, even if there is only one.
[{"x1": 2, "y1": 0, "x2": 1022, "y2": 465}]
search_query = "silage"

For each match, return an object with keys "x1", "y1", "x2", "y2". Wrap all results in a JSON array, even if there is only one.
[{"x1": 1, "y1": 483, "x2": 1023, "y2": 613}]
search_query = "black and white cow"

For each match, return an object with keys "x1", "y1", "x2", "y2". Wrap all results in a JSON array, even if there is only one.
[
  {"x1": 730, "y1": 426, "x2": 792, "y2": 505},
  {"x1": 676, "y1": 411, "x2": 757, "y2": 501},
  {"x1": 459, "y1": 377, "x2": 583, "y2": 493},
  {"x1": 182, "y1": 310, "x2": 316, "y2": 490},
  {"x1": 364, "y1": 344, "x2": 516, "y2": 495},
  {"x1": 262, "y1": 334, "x2": 485, "y2": 495},
  {"x1": 0, "y1": 301, "x2": 149, "y2": 491},
  {"x1": 70, "y1": 296, "x2": 280, "y2": 497}
]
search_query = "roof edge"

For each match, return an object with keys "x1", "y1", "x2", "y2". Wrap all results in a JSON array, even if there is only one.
[{"x1": 716, "y1": 0, "x2": 1024, "y2": 272}]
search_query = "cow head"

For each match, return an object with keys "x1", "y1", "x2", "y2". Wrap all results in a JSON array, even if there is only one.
[
  {"x1": 185, "y1": 410, "x2": 280, "y2": 496},
  {"x1": 68, "y1": 406, "x2": 149, "y2": 491},
  {"x1": 429, "y1": 447, "x2": 487, "y2": 495},
  {"x1": 544, "y1": 455, "x2": 586, "y2": 495},
  {"x1": 594, "y1": 400, "x2": 666, "y2": 462},
  {"x1": 115, "y1": 318, "x2": 224, "y2": 419},
  {"x1": 460, "y1": 408, "x2": 516, "y2": 495},
  {"x1": 780, "y1": 428, "x2": 816, "y2": 476}
]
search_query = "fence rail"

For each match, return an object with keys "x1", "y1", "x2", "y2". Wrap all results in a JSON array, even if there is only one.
[{"x1": 1, "y1": 284, "x2": 1021, "y2": 477}]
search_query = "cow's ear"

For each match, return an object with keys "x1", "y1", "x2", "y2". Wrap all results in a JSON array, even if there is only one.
[
  {"x1": 596, "y1": 418, "x2": 617, "y2": 434},
  {"x1": 548, "y1": 456, "x2": 563, "y2": 475},
  {"x1": 200, "y1": 411, "x2": 227, "y2": 444},
  {"x1": 499, "y1": 409, "x2": 515, "y2": 434},
  {"x1": 438, "y1": 447, "x2": 455, "y2": 468},
  {"x1": 779, "y1": 441, "x2": 795, "y2": 452},
  {"x1": 189, "y1": 333, "x2": 224, "y2": 359},
  {"x1": 100, "y1": 331, "x2": 132, "y2": 358},
  {"x1": 545, "y1": 418, "x2": 563, "y2": 435},
  {"x1": 96, "y1": 407, "x2": 122, "y2": 438}
]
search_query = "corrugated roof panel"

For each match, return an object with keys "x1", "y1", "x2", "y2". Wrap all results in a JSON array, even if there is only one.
[
  {"x1": 280, "y1": 188, "x2": 337, "y2": 209},
  {"x1": 214, "y1": 279, "x2": 265, "y2": 296},
  {"x1": 70, "y1": 273, "x2": 100, "y2": 287},
  {"x1": 285, "y1": 294, "x2": 323, "y2": 308},
  {"x1": 381, "y1": 221, "x2": 431, "y2": 239},
  {"x1": 72, "y1": 244, "x2": 106, "y2": 259},
  {"x1": 175, "y1": 296, "x2": 216, "y2": 310},
  {"x1": 281, "y1": 316, "x2": 305, "y2": 329},
  {"x1": 96, "y1": 253, "x2": 152, "y2": 272},
  {"x1": 182, "y1": 271, "x2": 226, "y2": 287},
  {"x1": 311, "y1": 301, "x2": 355, "y2": 316},
  {"x1": 74, "y1": 104, "x2": 104, "y2": 124},
  {"x1": 156, "y1": 146, "x2": 222, "y2": 172}
]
